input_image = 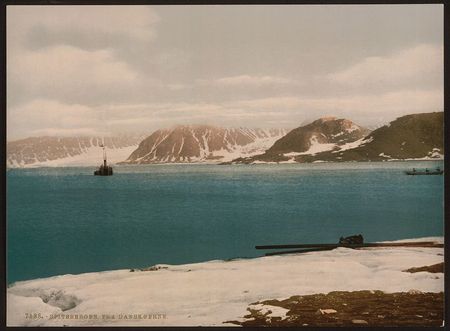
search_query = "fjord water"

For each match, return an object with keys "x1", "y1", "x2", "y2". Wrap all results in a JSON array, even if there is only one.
[{"x1": 7, "y1": 161, "x2": 444, "y2": 283}]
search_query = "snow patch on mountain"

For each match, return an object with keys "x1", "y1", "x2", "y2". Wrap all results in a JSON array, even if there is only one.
[
  {"x1": 334, "y1": 137, "x2": 374, "y2": 152},
  {"x1": 283, "y1": 135, "x2": 337, "y2": 158},
  {"x1": 211, "y1": 132, "x2": 285, "y2": 162},
  {"x1": 7, "y1": 135, "x2": 146, "y2": 168},
  {"x1": 22, "y1": 146, "x2": 139, "y2": 168},
  {"x1": 281, "y1": 136, "x2": 373, "y2": 162}
]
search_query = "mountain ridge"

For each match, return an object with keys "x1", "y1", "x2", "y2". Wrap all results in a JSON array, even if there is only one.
[
  {"x1": 121, "y1": 125, "x2": 288, "y2": 164},
  {"x1": 7, "y1": 112, "x2": 443, "y2": 167},
  {"x1": 227, "y1": 112, "x2": 443, "y2": 164},
  {"x1": 7, "y1": 135, "x2": 147, "y2": 168}
]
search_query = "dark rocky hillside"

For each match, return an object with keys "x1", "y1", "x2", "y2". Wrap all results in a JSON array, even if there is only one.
[
  {"x1": 267, "y1": 117, "x2": 369, "y2": 154},
  {"x1": 228, "y1": 112, "x2": 443, "y2": 164},
  {"x1": 122, "y1": 125, "x2": 287, "y2": 164},
  {"x1": 296, "y1": 112, "x2": 444, "y2": 162},
  {"x1": 229, "y1": 117, "x2": 369, "y2": 163}
]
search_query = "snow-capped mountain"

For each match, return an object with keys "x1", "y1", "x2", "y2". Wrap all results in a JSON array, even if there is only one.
[
  {"x1": 7, "y1": 135, "x2": 147, "y2": 168},
  {"x1": 267, "y1": 117, "x2": 370, "y2": 154},
  {"x1": 229, "y1": 117, "x2": 370, "y2": 163},
  {"x1": 229, "y1": 112, "x2": 443, "y2": 164},
  {"x1": 121, "y1": 125, "x2": 288, "y2": 164},
  {"x1": 307, "y1": 112, "x2": 444, "y2": 162}
]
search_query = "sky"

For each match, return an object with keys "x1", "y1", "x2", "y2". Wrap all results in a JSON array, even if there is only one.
[{"x1": 7, "y1": 5, "x2": 443, "y2": 140}]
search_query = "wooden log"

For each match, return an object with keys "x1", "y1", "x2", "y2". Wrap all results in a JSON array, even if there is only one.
[
  {"x1": 258, "y1": 243, "x2": 340, "y2": 249},
  {"x1": 265, "y1": 247, "x2": 335, "y2": 256},
  {"x1": 256, "y1": 241, "x2": 442, "y2": 250},
  {"x1": 264, "y1": 242, "x2": 443, "y2": 257}
]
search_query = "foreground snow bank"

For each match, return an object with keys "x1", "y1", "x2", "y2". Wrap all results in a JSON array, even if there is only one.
[{"x1": 7, "y1": 237, "x2": 443, "y2": 326}]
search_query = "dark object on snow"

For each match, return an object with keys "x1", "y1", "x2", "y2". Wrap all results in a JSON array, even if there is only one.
[
  {"x1": 339, "y1": 234, "x2": 364, "y2": 245},
  {"x1": 265, "y1": 247, "x2": 334, "y2": 256},
  {"x1": 256, "y1": 235, "x2": 442, "y2": 256},
  {"x1": 256, "y1": 241, "x2": 441, "y2": 250},
  {"x1": 94, "y1": 144, "x2": 113, "y2": 176}
]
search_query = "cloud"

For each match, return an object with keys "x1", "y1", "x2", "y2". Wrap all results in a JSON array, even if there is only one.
[
  {"x1": 8, "y1": 45, "x2": 143, "y2": 106},
  {"x1": 327, "y1": 44, "x2": 443, "y2": 91},
  {"x1": 6, "y1": 6, "x2": 443, "y2": 139},
  {"x1": 11, "y1": 45, "x2": 137, "y2": 87},
  {"x1": 213, "y1": 75, "x2": 296, "y2": 87},
  {"x1": 8, "y1": 85, "x2": 441, "y2": 141},
  {"x1": 7, "y1": 6, "x2": 163, "y2": 107},
  {"x1": 8, "y1": 6, "x2": 159, "y2": 51},
  {"x1": 234, "y1": 97, "x2": 304, "y2": 110},
  {"x1": 7, "y1": 99, "x2": 102, "y2": 139},
  {"x1": 29, "y1": 127, "x2": 105, "y2": 137},
  {"x1": 234, "y1": 89, "x2": 442, "y2": 113}
]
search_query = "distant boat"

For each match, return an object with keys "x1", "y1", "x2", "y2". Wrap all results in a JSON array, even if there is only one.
[
  {"x1": 405, "y1": 167, "x2": 443, "y2": 175},
  {"x1": 94, "y1": 144, "x2": 113, "y2": 176}
]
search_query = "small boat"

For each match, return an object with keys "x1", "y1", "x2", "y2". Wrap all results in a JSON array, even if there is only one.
[
  {"x1": 94, "y1": 144, "x2": 113, "y2": 176},
  {"x1": 405, "y1": 167, "x2": 443, "y2": 175}
]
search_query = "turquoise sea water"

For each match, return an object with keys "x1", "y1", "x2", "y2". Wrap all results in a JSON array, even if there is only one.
[{"x1": 7, "y1": 161, "x2": 444, "y2": 284}]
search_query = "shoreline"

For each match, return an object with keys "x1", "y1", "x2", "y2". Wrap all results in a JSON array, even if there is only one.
[
  {"x1": 7, "y1": 237, "x2": 444, "y2": 326},
  {"x1": 8, "y1": 236, "x2": 444, "y2": 285},
  {"x1": 6, "y1": 158, "x2": 445, "y2": 169}
]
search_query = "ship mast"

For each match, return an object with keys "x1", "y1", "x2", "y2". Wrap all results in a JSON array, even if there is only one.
[
  {"x1": 103, "y1": 143, "x2": 107, "y2": 167},
  {"x1": 94, "y1": 114, "x2": 113, "y2": 175}
]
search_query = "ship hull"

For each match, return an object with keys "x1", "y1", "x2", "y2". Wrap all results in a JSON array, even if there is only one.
[
  {"x1": 94, "y1": 166, "x2": 113, "y2": 176},
  {"x1": 405, "y1": 170, "x2": 443, "y2": 175}
]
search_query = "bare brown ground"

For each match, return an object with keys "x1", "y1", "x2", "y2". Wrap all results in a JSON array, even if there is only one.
[
  {"x1": 226, "y1": 290, "x2": 444, "y2": 327},
  {"x1": 404, "y1": 262, "x2": 444, "y2": 273}
]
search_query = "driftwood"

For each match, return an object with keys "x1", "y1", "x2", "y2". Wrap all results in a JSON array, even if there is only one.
[
  {"x1": 257, "y1": 241, "x2": 443, "y2": 257},
  {"x1": 256, "y1": 241, "x2": 442, "y2": 250},
  {"x1": 265, "y1": 247, "x2": 336, "y2": 256}
]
